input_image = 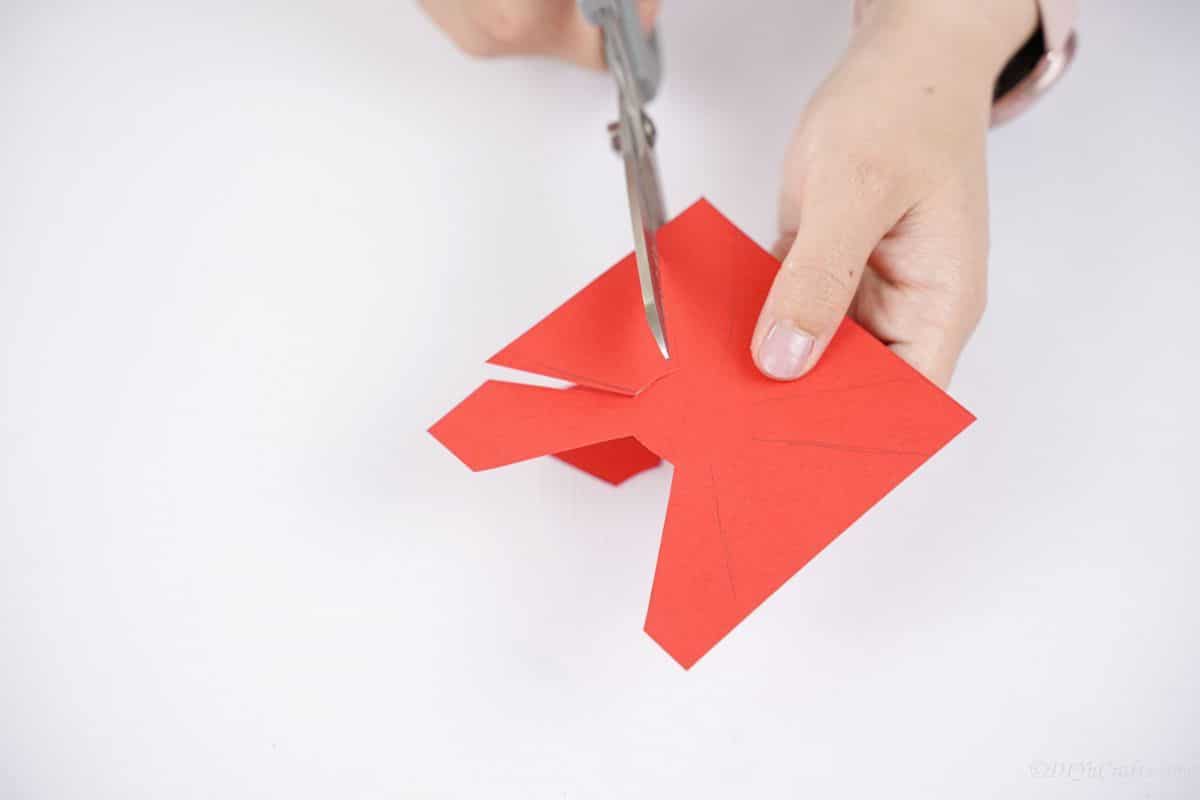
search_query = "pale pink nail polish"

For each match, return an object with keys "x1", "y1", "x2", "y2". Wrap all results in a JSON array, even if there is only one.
[{"x1": 757, "y1": 321, "x2": 815, "y2": 380}]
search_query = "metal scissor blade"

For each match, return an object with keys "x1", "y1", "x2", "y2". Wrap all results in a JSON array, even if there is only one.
[
  {"x1": 616, "y1": 111, "x2": 670, "y2": 359},
  {"x1": 593, "y1": 2, "x2": 671, "y2": 359}
]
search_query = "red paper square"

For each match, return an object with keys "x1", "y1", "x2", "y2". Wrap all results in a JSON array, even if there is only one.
[{"x1": 430, "y1": 199, "x2": 974, "y2": 668}]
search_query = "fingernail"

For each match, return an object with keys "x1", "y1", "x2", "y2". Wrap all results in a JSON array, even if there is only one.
[{"x1": 756, "y1": 320, "x2": 815, "y2": 380}]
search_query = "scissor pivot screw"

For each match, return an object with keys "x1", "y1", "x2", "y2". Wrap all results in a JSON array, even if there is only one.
[{"x1": 606, "y1": 113, "x2": 657, "y2": 153}]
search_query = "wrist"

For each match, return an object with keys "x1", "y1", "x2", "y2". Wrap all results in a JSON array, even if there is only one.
[{"x1": 853, "y1": 0, "x2": 1039, "y2": 86}]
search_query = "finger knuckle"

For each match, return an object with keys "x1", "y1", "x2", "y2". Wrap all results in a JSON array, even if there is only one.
[
  {"x1": 455, "y1": 33, "x2": 502, "y2": 58},
  {"x1": 845, "y1": 151, "x2": 897, "y2": 200},
  {"x1": 797, "y1": 123, "x2": 905, "y2": 201},
  {"x1": 777, "y1": 261, "x2": 854, "y2": 326},
  {"x1": 472, "y1": 1, "x2": 542, "y2": 52},
  {"x1": 954, "y1": 260, "x2": 989, "y2": 323},
  {"x1": 966, "y1": 284, "x2": 988, "y2": 325},
  {"x1": 940, "y1": 267, "x2": 988, "y2": 328}
]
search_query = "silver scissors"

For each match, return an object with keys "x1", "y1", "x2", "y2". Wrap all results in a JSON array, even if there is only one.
[{"x1": 578, "y1": 0, "x2": 670, "y2": 358}]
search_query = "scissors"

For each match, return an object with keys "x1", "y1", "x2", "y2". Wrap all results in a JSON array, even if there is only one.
[{"x1": 578, "y1": 0, "x2": 671, "y2": 359}]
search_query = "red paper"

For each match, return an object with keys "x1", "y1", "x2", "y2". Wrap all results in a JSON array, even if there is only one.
[
  {"x1": 430, "y1": 199, "x2": 974, "y2": 668},
  {"x1": 553, "y1": 438, "x2": 662, "y2": 486}
]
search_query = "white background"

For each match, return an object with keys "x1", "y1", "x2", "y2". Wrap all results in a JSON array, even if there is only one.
[{"x1": 2, "y1": 1, "x2": 1198, "y2": 798}]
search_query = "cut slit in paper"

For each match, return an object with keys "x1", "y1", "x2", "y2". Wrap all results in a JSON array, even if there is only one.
[{"x1": 429, "y1": 199, "x2": 974, "y2": 668}]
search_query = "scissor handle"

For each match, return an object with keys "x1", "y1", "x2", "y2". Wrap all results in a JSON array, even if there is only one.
[{"x1": 578, "y1": 0, "x2": 662, "y2": 102}]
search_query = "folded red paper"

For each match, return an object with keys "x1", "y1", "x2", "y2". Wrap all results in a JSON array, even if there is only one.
[{"x1": 430, "y1": 199, "x2": 974, "y2": 668}]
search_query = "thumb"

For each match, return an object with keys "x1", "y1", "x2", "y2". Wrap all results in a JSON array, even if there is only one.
[{"x1": 751, "y1": 176, "x2": 907, "y2": 381}]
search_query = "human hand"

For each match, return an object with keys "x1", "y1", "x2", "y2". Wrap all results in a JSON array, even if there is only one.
[
  {"x1": 751, "y1": 0, "x2": 1038, "y2": 387},
  {"x1": 419, "y1": 0, "x2": 659, "y2": 68}
]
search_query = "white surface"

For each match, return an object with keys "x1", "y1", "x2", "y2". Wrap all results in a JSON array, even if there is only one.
[{"x1": 2, "y1": 2, "x2": 1198, "y2": 798}]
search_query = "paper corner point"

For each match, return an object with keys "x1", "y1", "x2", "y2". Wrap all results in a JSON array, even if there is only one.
[
  {"x1": 642, "y1": 623, "x2": 699, "y2": 671},
  {"x1": 682, "y1": 195, "x2": 719, "y2": 220},
  {"x1": 483, "y1": 349, "x2": 512, "y2": 371}
]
